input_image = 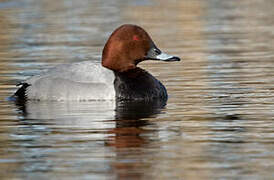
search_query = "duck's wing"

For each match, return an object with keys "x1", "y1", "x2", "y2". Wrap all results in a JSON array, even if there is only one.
[{"x1": 14, "y1": 61, "x2": 115, "y2": 101}]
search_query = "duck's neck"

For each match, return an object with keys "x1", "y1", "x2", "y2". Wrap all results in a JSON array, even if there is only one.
[{"x1": 114, "y1": 67, "x2": 147, "y2": 78}]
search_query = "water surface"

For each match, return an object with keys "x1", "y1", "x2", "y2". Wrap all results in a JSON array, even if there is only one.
[{"x1": 1, "y1": 0, "x2": 274, "y2": 179}]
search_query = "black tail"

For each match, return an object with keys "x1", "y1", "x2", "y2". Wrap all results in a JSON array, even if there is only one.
[{"x1": 13, "y1": 83, "x2": 30, "y2": 100}]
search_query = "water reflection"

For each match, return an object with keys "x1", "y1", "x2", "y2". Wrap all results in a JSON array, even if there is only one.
[
  {"x1": 15, "y1": 98, "x2": 166, "y2": 120},
  {"x1": 108, "y1": 100, "x2": 166, "y2": 179},
  {"x1": 106, "y1": 99, "x2": 166, "y2": 147},
  {"x1": 12, "y1": 99, "x2": 166, "y2": 179}
]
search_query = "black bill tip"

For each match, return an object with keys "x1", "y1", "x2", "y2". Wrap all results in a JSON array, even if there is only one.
[{"x1": 164, "y1": 56, "x2": 180, "y2": 62}]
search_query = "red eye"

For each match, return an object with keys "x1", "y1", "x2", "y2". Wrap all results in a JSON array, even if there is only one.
[{"x1": 133, "y1": 35, "x2": 139, "y2": 41}]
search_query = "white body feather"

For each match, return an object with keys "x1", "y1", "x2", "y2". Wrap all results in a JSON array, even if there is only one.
[{"x1": 24, "y1": 61, "x2": 115, "y2": 101}]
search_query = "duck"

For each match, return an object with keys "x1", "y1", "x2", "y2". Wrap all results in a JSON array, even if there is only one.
[{"x1": 13, "y1": 24, "x2": 180, "y2": 101}]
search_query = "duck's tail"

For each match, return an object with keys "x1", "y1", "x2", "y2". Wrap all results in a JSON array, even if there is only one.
[{"x1": 13, "y1": 83, "x2": 30, "y2": 100}]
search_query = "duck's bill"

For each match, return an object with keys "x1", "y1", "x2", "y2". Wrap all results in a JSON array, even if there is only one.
[
  {"x1": 145, "y1": 47, "x2": 180, "y2": 62},
  {"x1": 155, "y1": 52, "x2": 180, "y2": 62}
]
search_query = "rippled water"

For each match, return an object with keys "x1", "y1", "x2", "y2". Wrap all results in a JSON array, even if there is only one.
[{"x1": 1, "y1": 0, "x2": 274, "y2": 179}]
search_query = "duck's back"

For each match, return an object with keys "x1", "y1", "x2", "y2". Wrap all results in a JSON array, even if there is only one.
[{"x1": 15, "y1": 61, "x2": 115, "y2": 101}]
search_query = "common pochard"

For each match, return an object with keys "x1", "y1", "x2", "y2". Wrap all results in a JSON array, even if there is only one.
[{"x1": 13, "y1": 24, "x2": 180, "y2": 101}]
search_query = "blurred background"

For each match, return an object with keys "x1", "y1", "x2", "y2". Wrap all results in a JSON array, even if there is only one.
[{"x1": 1, "y1": 0, "x2": 274, "y2": 179}]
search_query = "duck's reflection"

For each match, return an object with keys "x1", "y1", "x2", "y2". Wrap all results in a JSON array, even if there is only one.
[
  {"x1": 105, "y1": 99, "x2": 166, "y2": 148},
  {"x1": 13, "y1": 98, "x2": 166, "y2": 179},
  {"x1": 15, "y1": 98, "x2": 166, "y2": 118},
  {"x1": 107, "y1": 99, "x2": 166, "y2": 180},
  {"x1": 115, "y1": 99, "x2": 166, "y2": 120}
]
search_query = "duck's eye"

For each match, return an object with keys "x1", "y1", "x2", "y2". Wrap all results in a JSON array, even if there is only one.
[
  {"x1": 154, "y1": 48, "x2": 161, "y2": 55},
  {"x1": 133, "y1": 35, "x2": 139, "y2": 41}
]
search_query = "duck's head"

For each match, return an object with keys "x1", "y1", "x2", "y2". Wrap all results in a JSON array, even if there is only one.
[{"x1": 102, "y1": 24, "x2": 180, "y2": 72}]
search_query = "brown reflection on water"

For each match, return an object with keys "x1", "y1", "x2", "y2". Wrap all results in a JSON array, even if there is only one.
[
  {"x1": 105, "y1": 100, "x2": 165, "y2": 180},
  {"x1": 107, "y1": 120, "x2": 150, "y2": 180}
]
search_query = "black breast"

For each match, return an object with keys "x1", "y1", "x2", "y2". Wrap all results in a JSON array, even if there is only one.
[{"x1": 114, "y1": 68, "x2": 168, "y2": 101}]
